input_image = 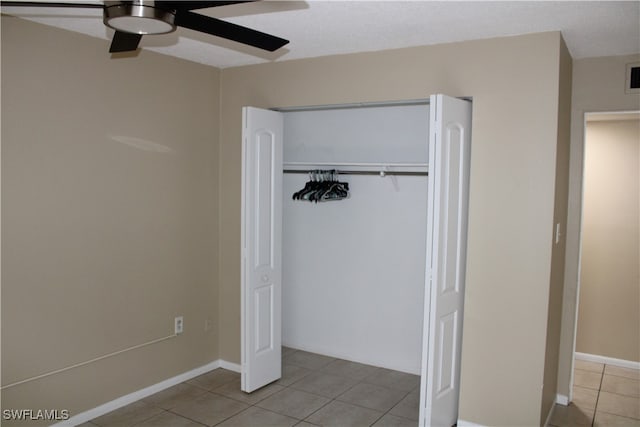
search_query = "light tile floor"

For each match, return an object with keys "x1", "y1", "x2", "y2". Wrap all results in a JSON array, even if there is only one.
[
  {"x1": 549, "y1": 359, "x2": 640, "y2": 427},
  {"x1": 81, "y1": 347, "x2": 420, "y2": 427}
]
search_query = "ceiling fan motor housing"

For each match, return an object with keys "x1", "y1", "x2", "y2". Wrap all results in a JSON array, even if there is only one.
[{"x1": 104, "y1": 1, "x2": 176, "y2": 35}]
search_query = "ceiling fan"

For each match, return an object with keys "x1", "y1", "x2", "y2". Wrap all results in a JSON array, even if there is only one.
[{"x1": 0, "y1": 0, "x2": 289, "y2": 53}]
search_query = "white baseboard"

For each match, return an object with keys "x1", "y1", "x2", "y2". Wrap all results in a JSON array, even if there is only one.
[
  {"x1": 282, "y1": 341, "x2": 420, "y2": 375},
  {"x1": 219, "y1": 360, "x2": 242, "y2": 373},
  {"x1": 51, "y1": 359, "x2": 233, "y2": 427},
  {"x1": 575, "y1": 352, "x2": 640, "y2": 370},
  {"x1": 556, "y1": 393, "x2": 569, "y2": 405},
  {"x1": 452, "y1": 395, "x2": 571, "y2": 426},
  {"x1": 460, "y1": 402, "x2": 562, "y2": 427}
]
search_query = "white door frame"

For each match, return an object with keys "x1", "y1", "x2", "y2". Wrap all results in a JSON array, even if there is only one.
[
  {"x1": 241, "y1": 98, "x2": 472, "y2": 425},
  {"x1": 563, "y1": 109, "x2": 640, "y2": 402}
]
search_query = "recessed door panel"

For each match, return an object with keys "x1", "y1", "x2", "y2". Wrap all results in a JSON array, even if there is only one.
[
  {"x1": 255, "y1": 284, "x2": 274, "y2": 354},
  {"x1": 441, "y1": 125, "x2": 464, "y2": 296},
  {"x1": 436, "y1": 311, "x2": 457, "y2": 397},
  {"x1": 254, "y1": 132, "x2": 275, "y2": 270}
]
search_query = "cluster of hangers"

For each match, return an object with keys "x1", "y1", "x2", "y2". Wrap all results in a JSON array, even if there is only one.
[{"x1": 292, "y1": 170, "x2": 350, "y2": 202}]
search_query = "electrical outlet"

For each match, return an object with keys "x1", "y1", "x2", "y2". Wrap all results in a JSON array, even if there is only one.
[{"x1": 174, "y1": 316, "x2": 184, "y2": 335}]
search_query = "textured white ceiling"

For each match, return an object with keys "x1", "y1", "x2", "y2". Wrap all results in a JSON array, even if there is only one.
[{"x1": 3, "y1": 1, "x2": 640, "y2": 69}]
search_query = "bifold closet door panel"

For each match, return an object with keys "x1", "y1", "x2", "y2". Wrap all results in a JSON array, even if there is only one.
[
  {"x1": 282, "y1": 173, "x2": 427, "y2": 374},
  {"x1": 241, "y1": 106, "x2": 283, "y2": 393}
]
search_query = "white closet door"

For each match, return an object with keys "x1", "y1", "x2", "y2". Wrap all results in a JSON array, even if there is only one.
[
  {"x1": 420, "y1": 94, "x2": 472, "y2": 426},
  {"x1": 241, "y1": 107, "x2": 283, "y2": 393}
]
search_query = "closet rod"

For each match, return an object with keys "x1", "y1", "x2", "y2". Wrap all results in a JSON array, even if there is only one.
[{"x1": 283, "y1": 169, "x2": 428, "y2": 177}]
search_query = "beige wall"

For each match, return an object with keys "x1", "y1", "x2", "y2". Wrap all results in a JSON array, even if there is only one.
[
  {"x1": 218, "y1": 32, "x2": 569, "y2": 426},
  {"x1": 1, "y1": 17, "x2": 220, "y2": 423},
  {"x1": 557, "y1": 54, "x2": 640, "y2": 398},
  {"x1": 541, "y1": 38, "x2": 573, "y2": 422},
  {"x1": 577, "y1": 118, "x2": 640, "y2": 360},
  {"x1": 1, "y1": 18, "x2": 576, "y2": 425}
]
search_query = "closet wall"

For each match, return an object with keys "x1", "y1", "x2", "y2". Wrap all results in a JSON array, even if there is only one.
[{"x1": 281, "y1": 104, "x2": 429, "y2": 373}]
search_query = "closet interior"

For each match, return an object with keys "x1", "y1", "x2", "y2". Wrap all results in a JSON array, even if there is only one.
[{"x1": 280, "y1": 102, "x2": 431, "y2": 375}]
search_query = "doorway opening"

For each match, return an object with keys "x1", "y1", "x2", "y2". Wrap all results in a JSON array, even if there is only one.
[{"x1": 569, "y1": 111, "x2": 640, "y2": 407}]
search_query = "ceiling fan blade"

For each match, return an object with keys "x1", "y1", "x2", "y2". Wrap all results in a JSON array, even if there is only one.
[
  {"x1": 175, "y1": 10, "x2": 288, "y2": 52},
  {"x1": 0, "y1": 1, "x2": 102, "y2": 8},
  {"x1": 160, "y1": 1, "x2": 256, "y2": 11},
  {"x1": 109, "y1": 31, "x2": 142, "y2": 53}
]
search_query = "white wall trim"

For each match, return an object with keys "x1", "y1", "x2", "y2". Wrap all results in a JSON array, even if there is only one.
[
  {"x1": 219, "y1": 360, "x2": 242, "y2": 373},
  {"x1": 575, "y1": 352, "x2": 640, "y2": 370},
  {"x1": 459, "y1": 401, "x2": 562, "y2": 427},
  {"x1": 282, "y1": 341, "x2": 420, "y2": 375},
  {"x1": 51, "y1": 359, "x2": 231, "y2": 427},
  {"x1": 556, "y1": 394, "x2": 570, "y2": 406}
]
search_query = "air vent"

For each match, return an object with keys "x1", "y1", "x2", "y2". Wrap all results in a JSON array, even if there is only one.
[
  {"x1": 630, "y1": 67, "x2": 640, "y2": 89},
  {"x1": 626, "y1": 62, "x2": 640, "y2": 94}
]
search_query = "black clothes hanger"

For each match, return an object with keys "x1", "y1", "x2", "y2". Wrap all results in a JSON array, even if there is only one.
[{"x1": 292, "y1": 170, "x2": 349, "y2": 203}]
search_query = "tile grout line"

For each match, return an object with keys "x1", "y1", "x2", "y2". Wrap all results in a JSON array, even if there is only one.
[
  {"x1": 595, "y1": 409, "x2": 640, "y2": 422},
  {"x1": 164, "y1": 408, "x2": 208, "y2": 426},
  {"x1": 90, "y1": 349, "x2": 422, "y2": 427},
  {"x1": 602, "y1": 372, "x2": 640, "y2": 380},
  {"x1": 590, "y1": 364, "x2": 606, "y2": 427},
  {"x1": 552, "y1": 362, "x2": 640, "y2": 427},
  {"x1": 214, "y1": 361, "x2": 359, "y2": 426},
  {"x1": 276, "y1": 375, "x2": 333, "y2": 425},
  {"x1": 160, "y1": 409, "x2": 201, "y2": 427},
  {"x1": 288, "y1": 367, "x2": 380, "y2": 425},
  {"x1": 280, "y1": 353, "x2": 420, "y2": 426},
  {"x1": 95, "y1": 404, "x2": 167, "y2": 427},
  {"x1": 593, "y1": 364, "x2": 640, "y2": 422}
]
